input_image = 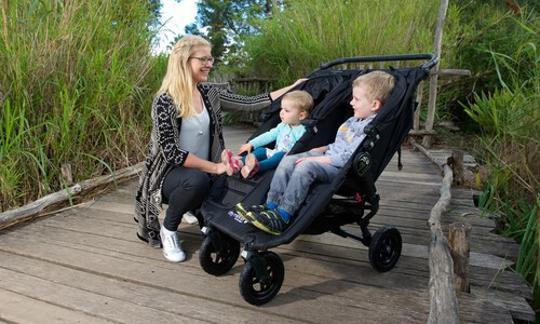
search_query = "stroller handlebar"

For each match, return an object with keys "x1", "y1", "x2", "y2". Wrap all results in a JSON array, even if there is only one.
[{"x1": 314, "y1": 53, "x2": 438, "y2": 73}]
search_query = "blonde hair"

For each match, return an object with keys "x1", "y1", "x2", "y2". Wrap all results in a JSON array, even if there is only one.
[
  {"x1": 352, "y1": 71, "x2": 395, "y2": 104},
  {"x1": 158, "y1": 35, "x2": 211, "y2": 118},
  {"x1": 282, "y1": 90, "x2": 314, "y2": 114}
]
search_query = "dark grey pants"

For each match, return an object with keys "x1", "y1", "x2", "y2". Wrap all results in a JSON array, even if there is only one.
[{"x1": 161, "y1": 167, "x2": 210, "y2": 231}]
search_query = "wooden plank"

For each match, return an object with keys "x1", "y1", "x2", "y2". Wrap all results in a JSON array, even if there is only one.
[
  {"x1": 0, "y1": 226, "x2": 513, "y2": 323},
  {"x1": 0, "y1": 252, "x2": 303, "y2": 324},
  {"x1": 0, "y1": 288, "x2": 111, "y2": 324},
  {"x1": 0, "y1": 267, "x2": 211, "y2": 324},
  {"x1": 0, "y1": 231, "x2": 431, "y2": 323},
  {"x1": 16, "y1": 210, "x2": 532, "y2": 300}
]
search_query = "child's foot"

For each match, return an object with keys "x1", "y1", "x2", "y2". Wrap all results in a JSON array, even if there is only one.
[
  {"x1": 249, "y1": 208, "x2": 289, "y2": 235},
  {"x1": 221, "y1": 149, "x2": 243, "y2": 176},
  {"x1": 241, "y1": 153, "x2": 259, "y2": 179}
]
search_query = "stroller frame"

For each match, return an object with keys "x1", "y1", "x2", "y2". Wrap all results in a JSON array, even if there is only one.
[{"x1": 198, "y1": 53, "x2": 437, "y2": 305}]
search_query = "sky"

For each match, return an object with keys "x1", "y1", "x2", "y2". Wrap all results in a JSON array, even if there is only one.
[{"x1": 154, "y1": 0, "x2": 198, "y2": 54}]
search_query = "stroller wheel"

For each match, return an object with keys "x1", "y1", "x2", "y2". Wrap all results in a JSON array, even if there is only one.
[
  {"x1": 239, "y1": 251, "x2": 284, "y2": 305},
  {"x1": 199, "y1": 233, "x2": 240, "y2": 276},
  {"x1": 368, "y1": 226, "x2": 402, "y2": 272}
]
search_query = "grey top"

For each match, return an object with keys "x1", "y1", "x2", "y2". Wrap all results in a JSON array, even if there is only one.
[{"x1": 178, "y1": 103, "x2": 210, "y2": 160}]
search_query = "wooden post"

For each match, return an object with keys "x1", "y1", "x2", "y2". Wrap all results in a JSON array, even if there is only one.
[
  {"x1": 448, "y1": 222, "x2": 472, "y2": 293},
  {"x1": 448, "y1": 150, "x2": 464, "y2": 186},
  {"x1": 422, "y1": 0, "x2": 449, "y2": 148},
  {"x1": 61, "y1": 163, "x2": 74, "y2": 186}
]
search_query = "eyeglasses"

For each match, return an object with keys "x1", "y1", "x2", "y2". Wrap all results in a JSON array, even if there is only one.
[{"x1": 189, "y1": 56, "x2": 214, "y2": 64}]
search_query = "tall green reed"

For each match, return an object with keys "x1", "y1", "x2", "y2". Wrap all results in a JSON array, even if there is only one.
[
  {"x1": 240, "y1": 0, "x2": 459, "y2": 84},
  {"x1": 0, "y1": 0, "x2": 164, "y2": 211}
]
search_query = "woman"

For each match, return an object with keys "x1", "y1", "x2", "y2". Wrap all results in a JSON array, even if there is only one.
[{"x1": 135, "y1": 35, "x2": 303, "y2": 262}]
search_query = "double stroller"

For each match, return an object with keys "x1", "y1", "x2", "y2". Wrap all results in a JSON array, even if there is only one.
[{"x1": 198, "y1": 54, "x2": 437, "y2": 305}]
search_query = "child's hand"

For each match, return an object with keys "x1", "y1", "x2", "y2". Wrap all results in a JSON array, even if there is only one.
[
  {"x1": 238, "y1": 143, "x2": 253, "y2": 155},
  {"x1": 296, "y1": 156, "x2": 331, "y2": 165}
]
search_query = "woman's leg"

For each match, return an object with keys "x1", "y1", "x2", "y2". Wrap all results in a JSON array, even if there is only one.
[{"x1": 161, "y1": 167, "x2": 211, "y2": 231}]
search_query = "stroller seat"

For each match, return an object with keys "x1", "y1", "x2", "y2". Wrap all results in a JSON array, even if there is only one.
[{"x1": 198, "y1": 54, "x2": 437, "y2": 305}]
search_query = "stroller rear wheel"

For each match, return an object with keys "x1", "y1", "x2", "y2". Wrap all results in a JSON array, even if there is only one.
[
  {"x1": 199, "y1": 233, "x2": 240, "y2": 276},
  {"x1": 368, "y1": 226, "x2": 402, "y2": 272},
  {"x1": 239, "y1": 251, "x2": 284, "y2": 305}
]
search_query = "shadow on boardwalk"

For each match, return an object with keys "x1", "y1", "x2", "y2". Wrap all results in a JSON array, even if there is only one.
[{"x1": 0, "y1": 126, "x2": 533, "y2": 323}]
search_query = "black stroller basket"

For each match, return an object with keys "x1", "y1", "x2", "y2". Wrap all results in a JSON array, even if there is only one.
[{"x1": 198, "y1": 53, "x2": 436, "y2": 305}]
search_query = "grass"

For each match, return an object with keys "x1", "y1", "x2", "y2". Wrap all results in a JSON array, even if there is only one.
[
  {"x1": 239, "y1": 0, "x2": 460, "y2": 85},
  {"x1": 0, "y1": 0, "x2": 165, "y2": 211}
]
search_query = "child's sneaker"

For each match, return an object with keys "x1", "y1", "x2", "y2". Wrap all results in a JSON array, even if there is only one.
[
  {"x1": 234, "y1": 203, "x2": 257, "y2": 223},
  {"x1": 241, "y1": 153, "x2": 259, "y2": 179},
  {"x1": 249, "y1": 208, "x2": 289, "y2": 235}
]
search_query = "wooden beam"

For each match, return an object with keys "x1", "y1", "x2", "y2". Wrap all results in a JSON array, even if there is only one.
[
  {"x1": 427, "y1": 162, "x2": 460, "y2": 324},
  {"x1": 0, "y1": 162, "x2": 144, "y2": 230},
  {"x1": 408, "y1": 129, "x2": 436, "y2": 136},
  {"x1": 436, "y1": 69, "x2": 471, "y2": 78}
]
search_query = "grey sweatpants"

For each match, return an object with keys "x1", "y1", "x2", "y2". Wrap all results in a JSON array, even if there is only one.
[{"x1": 266, "y1": 151, "x2": 340, "y2": 216}]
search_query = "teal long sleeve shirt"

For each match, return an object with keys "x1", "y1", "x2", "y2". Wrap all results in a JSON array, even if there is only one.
[{"x1": 249, "y1": 122, "x2": 306, "y2": 156}]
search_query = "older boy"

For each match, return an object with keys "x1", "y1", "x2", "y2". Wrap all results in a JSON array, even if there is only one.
[{"x1": 236, "y1": 71, "x2": 395, "y2": 235}]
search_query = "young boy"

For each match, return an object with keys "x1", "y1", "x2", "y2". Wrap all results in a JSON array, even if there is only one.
[
  {"x1": 222, "y1": 90, "x2": 313, "y2": 178},
  {"x1": 236, "y1": 71, "x2": 395, "y2": 235}
]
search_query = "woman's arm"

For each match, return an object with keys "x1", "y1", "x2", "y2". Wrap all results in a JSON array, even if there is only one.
[
  {"x1": 269, "y1": 78, "x2": 307, "y2": 101},
  {"x1": 153, "y1": 94, "x2": 189, "y2": 166},
  {"x1": 183, "y1": 153, "x2": 226, "y2": 174},
  {"x1": 217, "y1": 78, "x2": 308, "y2": 111}
]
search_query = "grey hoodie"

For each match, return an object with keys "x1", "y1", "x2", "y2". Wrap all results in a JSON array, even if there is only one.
[{"x1": 325, "y1": 115, "x2": 376, "y2": 168}]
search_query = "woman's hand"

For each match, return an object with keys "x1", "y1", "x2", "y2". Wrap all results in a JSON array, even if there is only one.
[
  {"x1": 214, "y1": 162, "x2": 227, "y2": 175},
  {"x1": 292, "y1": 78, "x2": 308, "y2": 87},
  {"x1": 269, "y1": 78, "x2": 309, "y2": 100},
  {"x1": 238, "y1": 143, "x2": 253, "y2": 155}
]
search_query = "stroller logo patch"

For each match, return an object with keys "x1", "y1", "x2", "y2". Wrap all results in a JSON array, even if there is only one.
[{"x1": 228, "y1": 210, "x2": 248, "y2": 224}]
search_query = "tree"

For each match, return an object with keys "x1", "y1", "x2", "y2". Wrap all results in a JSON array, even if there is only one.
[{"x1": 183, "y1": 0, "x2": 276, "y2": 63}]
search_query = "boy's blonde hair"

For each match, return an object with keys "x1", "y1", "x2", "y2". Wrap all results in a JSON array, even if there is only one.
[
  {"x1": 159, "y1": 35, "x2": 211, "y2": 118},
  {"x1": 352, "y1": 71, "x2": 395, "y2": 104},
  {"x1": 282, "y1": 90, "x2": 314, "y2": 114}
]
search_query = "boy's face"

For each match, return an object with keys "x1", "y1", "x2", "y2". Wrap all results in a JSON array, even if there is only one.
[
  {"x1": 280, "y1": 98, "x2": 306, "y2": 125},
  {"x1": 350, "y1": 85, "x2": 382, "y2": 119}
]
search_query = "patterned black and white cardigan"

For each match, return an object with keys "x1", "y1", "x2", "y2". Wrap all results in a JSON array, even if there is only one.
[{"x1": 134, "y1": 83, "x2": 271, "y2": 246}]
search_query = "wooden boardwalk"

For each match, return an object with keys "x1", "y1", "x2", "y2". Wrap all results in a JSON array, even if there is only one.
[{"x1": 0, "y1": 126, "x2": 533, "y2": 323}]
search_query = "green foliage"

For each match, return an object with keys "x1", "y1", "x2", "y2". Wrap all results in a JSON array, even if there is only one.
[
  {"x1": 440, "y1": 1, "x2": 539, "y2": 125},
  {"x1": 0, "y1": 0, "x2": 164, "y2": 211},
  {"x1": 241, "y1": 0, "x2": 456, "y2": 84},
  {"x1": 464, "y1": 11, "x2": 539, "y2": 312},
  {"x1": 183, "y1": 0, "x2": 271, "y2": 62}
]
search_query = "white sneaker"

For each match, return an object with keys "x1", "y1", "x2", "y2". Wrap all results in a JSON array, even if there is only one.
[
  {"x1": 182, "y1": 211, "x2": 198, "y2": 225},
  {"x1": 159, "y1": 225, "x2": 186, "y2": 262}
]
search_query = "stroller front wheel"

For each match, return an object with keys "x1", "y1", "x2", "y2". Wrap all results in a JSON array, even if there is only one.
[
  {"x1": 368, "y1": 226, "x2": 402, "y2": 272},
  {"x1": 199, "y1": 233, "x2": 240, "y2": 276},
  {"x1": 239, "y1": 251, "x2": 284, "y2": 305}
]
